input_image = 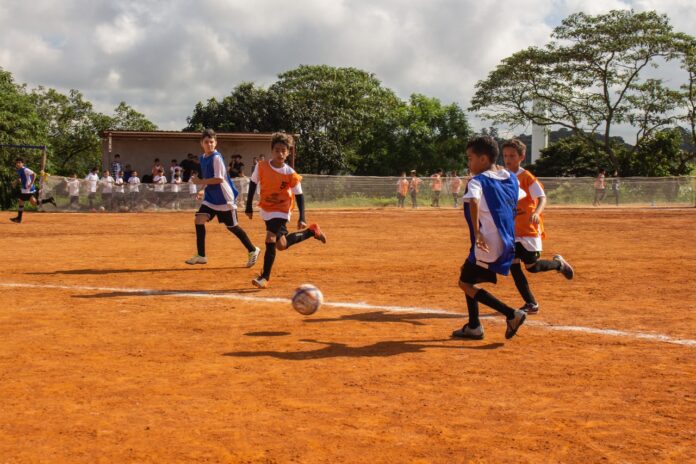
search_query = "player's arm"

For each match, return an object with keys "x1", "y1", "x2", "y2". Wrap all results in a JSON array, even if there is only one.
[
  {"x1": 529, "y1": 181, "x2": 546, "y2": 225},
  {"x1": 245, "y1": 182, "x2": 256, "y2": 219},
  {"x1": 469, "y1": 199, "x2": 489, "y2": 252}
]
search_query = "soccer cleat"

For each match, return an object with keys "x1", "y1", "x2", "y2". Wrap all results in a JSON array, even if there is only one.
[
  {"x1": 185, "y1": 255, "x2": 208, "y2": 265},
  {"x1": 452, "y1": 323, "x2": 485, "y2": 340},
  {"x1": 9, "y1": 217, "x2": 21, "y2": 224},
  {"x1": 308, "y1": 223, "x2": 326, "y2": 243},
  {"x1": 520, "y1": 302, "x2": 540, "y2": 314},
  {"x1": 505, "y1": 310, "x2": 527, "y2": 339},
  {"x1": 251, "y1": 276, "x2": 268, "y2": 289},
  {"x1": 246, "y1": 246, "x2": 261, "y2": 268},
  {"x1": 553, "y1": 254, "x2": 574, "y2": 280}
]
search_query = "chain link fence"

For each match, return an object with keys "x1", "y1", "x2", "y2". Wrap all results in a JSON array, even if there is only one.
[{"x1": 35, "y1": 175, "x2": 696, "y2": 212}]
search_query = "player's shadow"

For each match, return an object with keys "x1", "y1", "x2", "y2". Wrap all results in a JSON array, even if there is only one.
[
  {"x1": 223, "y1": 338, "x2": 503, "y2": 360},
  {"x1": 72, "y1": 288, "x2": 260, "y2": 299},
  {"x1": 304, "y1": 310, "x2": 470, "y2": 326},
  {"x1": 27, "y1": 266, "x2": 246, "y2": 275}
]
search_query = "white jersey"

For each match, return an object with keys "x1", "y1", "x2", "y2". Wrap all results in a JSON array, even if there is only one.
[
  {"x1": 463, "y1": 169, "x2": 526, "y2": 263},
  {"x1": 250, "y1": 161, "x2": 303, "y2": 221},
  {"x1": 171, "y1": 178, "x2": 182, "y2": 193},
  {"x1": 153, "y1": 175, "x2": 167, "y2": 192},
  {"x1": 188, "y1": 179, "x2": 198, "y2": 194},
  {"x1": 100, "y1": 176, "x2": 114, "y2": 194},
  {"x1": 114, "y1": 177, "x2": 125, "y2": 194},
  {"x1": 128, "y1": 177, "x2": 141, "y2": 193},
  {"x1": 85, "y1": 173, "x2": 99, "y2": 193},
  {"x1": 66, "y1": 178, "x2": 80, "y2": 197}
]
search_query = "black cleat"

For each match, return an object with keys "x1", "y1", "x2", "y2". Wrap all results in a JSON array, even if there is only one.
[
  {"x1": 9, "y1": 217, "x2": 21, "y2": 223},
  {"x1": 553, "y1": 254, "x2": 574, "y2": 280}
]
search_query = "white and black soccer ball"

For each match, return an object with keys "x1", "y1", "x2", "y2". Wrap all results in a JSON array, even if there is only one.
[{"x1": 291, "y1": 284, "x2": 323, "y2": 315}]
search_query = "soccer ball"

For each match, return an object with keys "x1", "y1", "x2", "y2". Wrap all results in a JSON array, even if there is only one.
[
  {"x1": 98, "y1": 206, "x2": 106, "y2": 212},
  {"x1": 291, "y1": 284, "x2": 323, "y2": 315}
]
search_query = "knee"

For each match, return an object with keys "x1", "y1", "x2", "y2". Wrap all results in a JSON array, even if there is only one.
[{"x1": 525, "y1": 262, "x2": 540, "y2": 273}]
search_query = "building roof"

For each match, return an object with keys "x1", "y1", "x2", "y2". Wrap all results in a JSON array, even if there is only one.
[{"x1": 100, "y1": 130, "x2": 277, "y2": 142}]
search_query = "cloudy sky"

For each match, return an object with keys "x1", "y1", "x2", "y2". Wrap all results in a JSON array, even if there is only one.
[{"x1": 1, "y1": 0, "x2": 693, "y2": 134}]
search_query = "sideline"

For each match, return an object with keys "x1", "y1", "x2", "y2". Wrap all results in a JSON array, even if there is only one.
[{"x1": 1, "y1": 281, "x2": 694, "y2": 347}]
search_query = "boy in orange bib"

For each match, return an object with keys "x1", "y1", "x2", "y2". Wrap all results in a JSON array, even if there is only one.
[
  {"x1": 502, "y1": 139, "x2": 574, "y2": 314},
  {"x1": 245, "y1": 133, "x2": 326, "y2": 288}
]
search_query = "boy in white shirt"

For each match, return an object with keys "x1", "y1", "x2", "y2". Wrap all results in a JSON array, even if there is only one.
[
  {"x1": 153, "y1": 168, "x2": 167, "y2": 208},
  {"x1": 100, "y1": 169, "x2": 114, "y2": 211},
  {"x1": 65, "y1": 173, "x2": 80, "y2": 210},
  {"x1": 113, "y1": 171, "x2": 125, "y2": 209},
  {"x1": 128, "y1": 171, "x2": 141, "y2": 209},
  {"x1": 451, "y1": 136, "x2": 527, "y2": 341},
  {"x1": 85, "y1": 167, "x2": 99, "y2": 210},
  {"x1": 171, "y1": 168, "x2": 183, "y2": 210}
]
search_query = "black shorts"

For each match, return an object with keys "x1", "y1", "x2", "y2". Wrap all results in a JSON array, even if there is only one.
[
  {"x1": 18, "y1": 193, "x2": 34, "y2": 202},
  {"x1": 514, "y1": 242, "x2": 541, "y2": 265},
  {"x1": 196, "y1": 204, "x2": 238, "y2": 227},
  {"x1": 459, "y1": 259, "x2": 497, "y2": 285},
  {"x1": 264, "y1": 218, "x2": 289, "y2": 237}
]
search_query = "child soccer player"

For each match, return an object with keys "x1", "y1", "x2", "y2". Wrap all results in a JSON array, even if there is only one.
[
  {"x1": 128, "y1": 171, "x2": 141, "y2": 209},
  {"x1": 245, "y1": 132, "x2": 326, "y2": 289},
  {"x1": 396, "y1": 172, "x2": 409, "y2": 208},
  {"x1": 100, "y1": 169, "x2": 114, "y2": 211},
  {"x1": 65, "y1": 174, "x2": 80, "y2": 209},
  {"x1": 113, "y1": 171, "x2": 125, "y2": 209},
  {"x1": 450, "y1": 171, "x2": 463, "y2": 207},
  {"x1": 186, "y1": 129, "x2": 260, "y2": 267},
  {"x1": 85, "y1": 167, "x2": 99, "y2": 210},
  {"x1": 502, "y1": 139, "x2": 574, "y2": 314},
  {"x1": 451, "y1": 136, "x2": 527, "y2": 340},
  {"x1": 430, "y1": 169, "x2": 443, "y2": 207},
  {"x1": 408, "y1": 170, "x2": 422, "y2": 208},
  {"x1": 9, "y1": 158, "x2": 56, "y2": 223}
]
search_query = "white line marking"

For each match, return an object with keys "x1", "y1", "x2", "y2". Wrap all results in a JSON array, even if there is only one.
[{"x1": 1, "y1": 282, "x2": 694, "y2": 347}]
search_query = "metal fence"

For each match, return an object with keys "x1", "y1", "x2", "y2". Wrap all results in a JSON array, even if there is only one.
[{"x1": 36, "y1": 175, "x2": 696, "y2": 212}]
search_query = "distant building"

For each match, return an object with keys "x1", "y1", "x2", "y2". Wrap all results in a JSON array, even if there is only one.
[{"x1": 100, "y1": 131, "x2": 284, "y2": 179}]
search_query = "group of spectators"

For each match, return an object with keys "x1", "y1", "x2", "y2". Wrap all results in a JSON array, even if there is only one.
[{"x1": 397, "y1": 169, "x2": 470, "y2": 209}]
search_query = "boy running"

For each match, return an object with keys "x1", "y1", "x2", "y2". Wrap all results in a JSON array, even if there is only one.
[
  {"x1": 10, "y1": 158, "x2": 56, "y2": 223},
  {"x1": 451, "y1": 136, "x2": 527, "y2": 340},
  {"x1": 502, "y1": 139, "x2": 574, "y2": 314},
  {"x1": 186, "y1": 129, "x2": 260, "y2": 267},
  {"x1": 245, "y1": 132, "x2": 326, "y2": 289}
]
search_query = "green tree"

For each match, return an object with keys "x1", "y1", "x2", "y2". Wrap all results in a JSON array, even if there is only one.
[
  {"x1": 107, "y1": 102, "x2": 158, "y2": 132},
  {"x1": 470, "y1": 10, "x2": 690, "y2": 174},
  {"x1": 0, "y1": 68, "x2": 47, "y2": 209},
  {"x1": 270, "y1": 65, "x2": 401, "y2": 173},
  {"x1": 531, "y1": 136, "x2": 609, "y2": 177}
]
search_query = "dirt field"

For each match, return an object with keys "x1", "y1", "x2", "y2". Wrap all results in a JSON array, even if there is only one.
[{"x1": 1, "y1": 208, "x2": 695, "y2": 463}]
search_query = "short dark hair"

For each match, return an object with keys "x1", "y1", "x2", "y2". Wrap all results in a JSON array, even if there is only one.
[
  {"x1": 201, "y1": 128, "x2": 217, "y2": 140},
  {"x1": 14, "y1": 157, "x2": 24, "y2": 163},
  {"x1": 501, "y1": 138, "x2": 526, "y2": 156},
  {"x1": 466, "y1": 136, "x2": 499, "y2": 163},
  {"x1": 271, "y1": 132, "x2": 294, "y2": 149},
  {"x1": 171, "y1": 159, "x2": 177, "y2": 163},
  {"x1": 154, "y1": 158, "x2": 160, "y2": 163},
  {"x1": 114, "y1": 153, "x2": 121, "y2": 158}
]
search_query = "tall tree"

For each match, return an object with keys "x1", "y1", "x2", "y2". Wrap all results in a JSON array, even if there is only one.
[
  {"x1": 107, "y1": 102, "x2": 158, "y2": 132},
  {"x1": 470, "y1": 10, "x2": 689, "y2": 174}
]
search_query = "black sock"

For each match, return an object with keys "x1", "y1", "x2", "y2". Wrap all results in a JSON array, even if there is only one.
[
  {"x1": 474, "y1": 289, "x2": 515, "y2": 319},
  {"x1": 196, "y1": 224, "x2": 206, "y2": 256},
  {"x1": 466, "y1": 295, "x2": 480, "y2": 329},
  {"x1": 227, "y1": 226, "x2": 255, "y2": 252},
  {"x1": 261, "y1": 242, "x2": 276, "y2": 280},
  {"x1": 527, "y1": 259, "x2": 561, "y2": 273},
  {"x1": 285, "y1": 229, "x2": 313, "y2": 248},
  {"x1": 17, "y1": 206, "x2": 24, "y2": 220},
  {"x1": 511, "y1": 263, "x2": 537, "y2": 304}
]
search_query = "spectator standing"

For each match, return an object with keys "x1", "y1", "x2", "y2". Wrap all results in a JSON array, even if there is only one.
[
  {"x1": 85, "y1": 167, "x2": 99, "y2": 210},
  {"x1": 110, "y1": 154, "x2": 122, "y2": 178}
]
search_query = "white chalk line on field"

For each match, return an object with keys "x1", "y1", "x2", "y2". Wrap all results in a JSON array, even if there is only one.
[{"x1": 1, "y1": 281, "x2": 694, "y2": 348}]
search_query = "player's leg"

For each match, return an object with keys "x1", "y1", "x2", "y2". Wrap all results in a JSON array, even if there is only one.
[
  {"x1": 282, "y1": 223, "x2": 326, "y2": 250},
  {"x1": 10, "y1": 197, "x2": 26, "y2": 223},
  {"x1": 523, "y1": 250, "x2": 574, "y2": 280},
  {"x1": 253, "y1": 223, "x2": 281, "y2": 288},
  {"x1": 186, "y1": 207, "x2": 211, "y2": 264},
  {"x1": 411, "y1": 191, "x2": 417, "y2": 208},
  {"x1": 221, "y1": 209, "x2": 260, "y2": 267},
  {"x1": 511, "y1": 243, "x2": 540, "y2": 313},
  {"x1": 453, "y1": 261, "x2": 526, "y2": 340}
]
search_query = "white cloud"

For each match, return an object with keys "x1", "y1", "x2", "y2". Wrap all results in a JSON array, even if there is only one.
[{"x1": 0, "y1": 0, "x2": 693, "y2": 133}]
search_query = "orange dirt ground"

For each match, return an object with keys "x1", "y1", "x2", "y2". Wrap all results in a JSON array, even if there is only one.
[{"x1": 0, "y1": 208, "x2": 695, "y2": 463}]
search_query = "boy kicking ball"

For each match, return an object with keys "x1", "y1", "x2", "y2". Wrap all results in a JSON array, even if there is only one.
[
  {"x1": 186, "y1": 129, "x2": 260, "y2": 267},
  {"x1": 10, "y1": 158, "x2": 56, "y2": 223},
  {"x1": 245, "y1": 132, "x2": 326, "y2": 289},
  {"x1": 502, "y1": 139, "x2": 574, "y2": 314},
  {"x1": 452, "y1": 136, "x2": 527, "y2": 340}
]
